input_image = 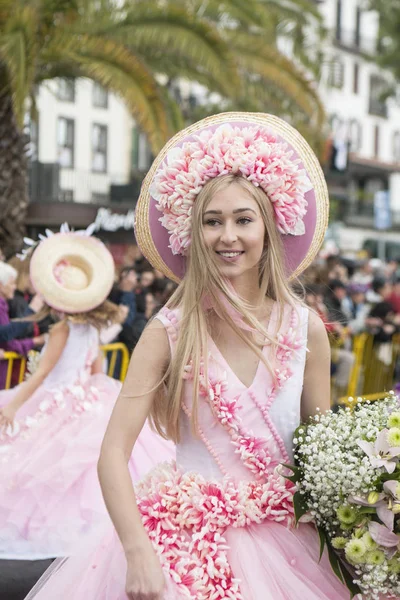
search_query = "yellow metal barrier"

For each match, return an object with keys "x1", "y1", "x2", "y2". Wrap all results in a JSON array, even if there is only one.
[
  {"x1": 101, "y1": 343, "x2": 129, "y2": 381},
  {"x1": 1, "y1": 343, "x2": 129, "y2": 390},
  {"x1": 344, "y1": 332, "x2": 400, "y2": 399},
  {"x1": 2, "y1": 351, "x2": 27, "y2": 389},
  {"x1": 339, "y1": 390, "x2": 395, "y2": 407}
]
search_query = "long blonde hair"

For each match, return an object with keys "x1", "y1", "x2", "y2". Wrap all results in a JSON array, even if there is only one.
[
  {"x1": 150, "y1": 174, "x2": 302, "y2": 442},
  {"x1": 18, "y1": 300, "x2": 122, "y2": 330}
]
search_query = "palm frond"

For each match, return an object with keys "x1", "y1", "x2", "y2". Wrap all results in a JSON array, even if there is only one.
[
  {"x1": 106, "y1": 3, "x2": 240, "y2": 98},
  {"x1": 225, "y1": 30, "x2": 324, "y2": 123},
  {"x1": 39, "y1": 34, "x2": 170, "y2": 151},
  {"x1": 0, "y1": 5, "x2": 38, "y2": 125}
]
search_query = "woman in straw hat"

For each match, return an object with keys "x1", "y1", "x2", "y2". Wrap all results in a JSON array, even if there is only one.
[
  {"x1": 26, "y1": 113, "x2": 350, "y2": 599},
  {"x1": 0, "y1": 229, "x2": 174, "y2": 561}
]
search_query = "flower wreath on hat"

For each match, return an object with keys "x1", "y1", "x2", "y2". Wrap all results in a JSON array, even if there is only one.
[{"x1": 150, "y1": 123, "x2": 313, "y2": 256}]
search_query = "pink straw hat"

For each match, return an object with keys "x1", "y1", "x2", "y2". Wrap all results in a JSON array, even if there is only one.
[
  {"x1": 30, "y1": 233, "x2": 115, "y2": 313},
  {"x1": 135, "y1": 112, "x2": 329, "y2": 282}
]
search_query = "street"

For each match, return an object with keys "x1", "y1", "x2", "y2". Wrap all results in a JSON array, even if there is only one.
[{"x1": 0, "y1": 559, "x2": 53, "y2": 600}]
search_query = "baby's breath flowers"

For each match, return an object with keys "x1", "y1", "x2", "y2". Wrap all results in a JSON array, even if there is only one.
[{"x1": 291, "y1": 394, "x2": 400, "y2": 599}]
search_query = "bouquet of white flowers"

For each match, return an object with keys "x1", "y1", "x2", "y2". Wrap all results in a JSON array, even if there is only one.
[{"x1": 287, "y1": 393, "x2": 400, "y2": 599}]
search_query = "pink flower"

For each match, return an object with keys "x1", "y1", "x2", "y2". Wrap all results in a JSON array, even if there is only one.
[
  {"x1": 357, "y1": 429, "x2": 400, "y2": 473},
  {"x1": 134, "y1": 462, "x2": 294, "y2": 598},
  {"x1": 151, "y1": 124, "x2": 311, "y2": 255}
]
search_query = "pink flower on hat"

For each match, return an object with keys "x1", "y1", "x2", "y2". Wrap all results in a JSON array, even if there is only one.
[{"x1": 151, "y1": 124, "x2": 312, "y2": 255}]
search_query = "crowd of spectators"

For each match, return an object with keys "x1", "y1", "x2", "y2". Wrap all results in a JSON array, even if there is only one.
[
  {"x1": 300, "y1": 253, "x2": 400, "y2": 397},
  {"x1": 0, "y1": 244, "x2": 177, "y2": 390},
  {"x1": 1, "y1": 238, "x2": 400, "y2": 395}
]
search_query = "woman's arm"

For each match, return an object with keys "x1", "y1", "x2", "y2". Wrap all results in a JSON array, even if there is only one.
[
  {"x1": 91, "y1": 353, "x2": 103, "y2": 375},
  {"x1": 0, "y1": 321, "x2": 69, "y2": 428},
  {"x1": 301, "y1": 310, "x2": 332, "y2": 420},
  {"x1": 97, "y1": 318, "x2": 170, "y2": 598}
]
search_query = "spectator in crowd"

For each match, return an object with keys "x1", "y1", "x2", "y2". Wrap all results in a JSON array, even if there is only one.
[
  {"x1": 0, "y1": 262, "x2": 45, "y2": 389},
  {"x1": 109, "y1": 267, "x2": 137, "y2": 327},
  {"x1": 388, "y1": 276, "x2": 400, "y2": 314},
  {"x1": 324, "y1": 279, "x2": 349, "y2": 325},
  {"x1": 140, "y1": 270, "x2": 155, "y2": 290},
  {"x1": 365, "y1": 277, "x2": 392, "y2": 312},
  {"x1": 7, "y1": 255, "x2": 54, "y2": 336},
  {"x1": 0, "y1": 294, "x2": 45, "y2": 344},
  {"x1": 385, "y1": 258, "x2": 400, "y2": 284},
  {"x1": 343, "y1": 284, "x2": 369, "y2": 335},
  {"x1": 351, "y1": 259, "x2": 374, "y2": 287},
  {"x1": 304, "y1": 283, "x2": 354, "y2": 399}
]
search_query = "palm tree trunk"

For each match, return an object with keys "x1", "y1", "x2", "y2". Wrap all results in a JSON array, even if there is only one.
[{"x1": 0, "y1": 91, "x2": 29, "y2": 259}]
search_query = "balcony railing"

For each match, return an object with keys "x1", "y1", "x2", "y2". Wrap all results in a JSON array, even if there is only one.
[
  {"x1": 338, "y1": 201, "x2": 400, "y2": 231},
  {"x1": 333, "y1": 28, "x2": 378, "y2": 55},
  {"x1": 28, "y1": 161, "x2": 145, "y2": 204}
]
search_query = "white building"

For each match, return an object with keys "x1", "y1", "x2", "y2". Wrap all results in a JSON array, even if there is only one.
[
  {"x1": 27, "y1": 1, "x2": 400, "y2": 258},
  {"x1": 29, "y1": 78, "x2": 133, "y2": 204},
  {"x1": 316, "y1": 0, "x2": 400, "y2": 257}
]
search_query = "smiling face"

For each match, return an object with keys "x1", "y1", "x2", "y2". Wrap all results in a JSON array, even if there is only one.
[{"x1": 202, "y1": 182, "x2": 266, "y2": 283}]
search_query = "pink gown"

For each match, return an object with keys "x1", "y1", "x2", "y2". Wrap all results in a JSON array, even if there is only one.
[
  {"x1": 0, "y1": 321, "x2": 175, "y2": 560},
  {"x1": 25, "y1": 305, "x2": 352, "y2": 599}
]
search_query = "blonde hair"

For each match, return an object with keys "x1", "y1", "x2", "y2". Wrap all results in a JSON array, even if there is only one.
[
  {"x1": 20, "y1": 300, "x2": 122, "y2": 330},
  {"x1": 150, "y1": 174, "x2": 302, "y2": 442}
]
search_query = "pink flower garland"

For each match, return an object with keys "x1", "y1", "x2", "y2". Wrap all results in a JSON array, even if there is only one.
[
  {"x1": 150, "y1": 124, "x2": 312, "y2": 255},
  {"x1": 183, "y1": 308, "x2": 304, "y2": 480},
  {"x1": 136, "y1": 462, "x2": 295, "y2": 599}
]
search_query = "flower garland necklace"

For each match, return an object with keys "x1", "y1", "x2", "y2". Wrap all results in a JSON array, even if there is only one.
[{"x1": 181, "y1": 307, "x2": 304, "y2": 481}]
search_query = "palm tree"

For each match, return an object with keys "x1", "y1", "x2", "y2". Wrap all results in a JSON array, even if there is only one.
[
  {"x1": 125, "y1": 0, "x2": 326, "y2": 150},
  {"x1": 0, "y1": 0, "x2": 238, "y2": 256},
  {"x1": 0, "y1": 0, "x2": 325, "y2": 256}
]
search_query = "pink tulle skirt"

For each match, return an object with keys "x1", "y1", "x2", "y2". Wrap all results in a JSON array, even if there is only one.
[
  {"x1": 23, "y1": 461, "x2": 352, "y2": 600},
  {"x1": 0, "y1": 374, "x2": 175, "y2": 560},
  {"x1": 25, "y1": 520, "x2": 352, "y2": 600}
]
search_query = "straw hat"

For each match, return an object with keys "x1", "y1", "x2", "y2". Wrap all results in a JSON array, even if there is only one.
[
  {"x1": 135, "y1": 112, "x2": 329, "y2": 282},
  {"x1": 30, "y1": 233, "x2": 115, "y2": 313}
]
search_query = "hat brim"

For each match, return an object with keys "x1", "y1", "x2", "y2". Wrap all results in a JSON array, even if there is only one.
[
  {"x1": 30, "y1": 234, "x2": 115, "y2": 313},
  {"x1": 136, "y1": 112, "x2": 329, "y2": 282}
]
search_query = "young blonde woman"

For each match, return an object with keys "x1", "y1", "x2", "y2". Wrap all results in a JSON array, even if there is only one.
[
  {"x1": 26, "y1": 113, "x2": 352, "y2": 599},
  {"x1": 0, "y1": 230, "x2": 174, "y2": 561}
]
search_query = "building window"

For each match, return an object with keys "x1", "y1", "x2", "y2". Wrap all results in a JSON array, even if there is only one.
[
  {"x1": 58, "y1": 79, "x2": 75, "y2": 102},
  {"x1": 369, "y1": 75, "x2": 388, "y2": 118},
  {"x1": 335, "y1": 0, "x2": 342, "y2": 41},
  {"x1": 93, "y1": 83, "x2": 108, "y2": 108},
  {"x1": 59, "y1": 189, "x2": 74, "y2": 202},
  {"x1": 91, "y1": 192, "x2": 109, "y2": 204},
  {"x1": 355, "y1": 6, "x2": 362, "y2": 47},
  {"x1": 92, "y1": 124, "x2": 108, "y2": 173},
  {"x1": 353, "y1": 63, "x2": 359, "y2": 94},
  {"x1": 57, "y1": 117, "x2": 75, "y2": 168},
  {"x1": 328, "y1": 58, "x2": 345, "y2": 89},
  {"x1": 393, "y1": 132, "x2": 400, "y2": 163},
  {"x1": 27, "y1": 118, "x2": 39, "y2": 161},
  {"x1": 349, "y1": 119, "x2": 362, "y2": 153},
  {"x1": 373, "y1": 124, "x2": 380, "y2": 158}
]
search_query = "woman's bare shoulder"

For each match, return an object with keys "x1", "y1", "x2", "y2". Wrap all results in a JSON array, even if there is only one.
[{"x1": 131, "y1": 317, "x2": 171, "y2": 367}]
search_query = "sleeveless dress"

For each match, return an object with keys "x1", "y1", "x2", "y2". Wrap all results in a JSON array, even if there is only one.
[
  {"x1": 0, "y1": 321, "x2": 175, "y2": 560},
  {"x1": 25, "y1": 305, "x2": 351, "y2": 599}
]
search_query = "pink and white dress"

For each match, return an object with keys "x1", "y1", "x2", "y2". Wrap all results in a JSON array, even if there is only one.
[
  {"x1": 0, "y1": 321, "x2": 175, "y2": 560},
  {"x1": 25, "y1": 305, "x2": 350, "y2": 599}
]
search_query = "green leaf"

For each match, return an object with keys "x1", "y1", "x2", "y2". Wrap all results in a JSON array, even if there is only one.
[
  {"x1": 293, "y1": 491, "x2": 308, "y2": 523},
  {"x1": 326, "y1": 540, "x2": 345, "y2": 584},
  {"x1": 358, "y1": 507, "x2": 377, "y2": 515},
  {"x1": 317, "y1": 526, "x2": 326, "y2": 562},
  {"x1": 338, "y1": 562, "x2": 362, "y2": 598},
  {"x1": 281, "y1": 464, "x2": 302, "y2": 484},
  {"x1": 325, "y1": 539, "x2": 362, "y2": 597}
]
